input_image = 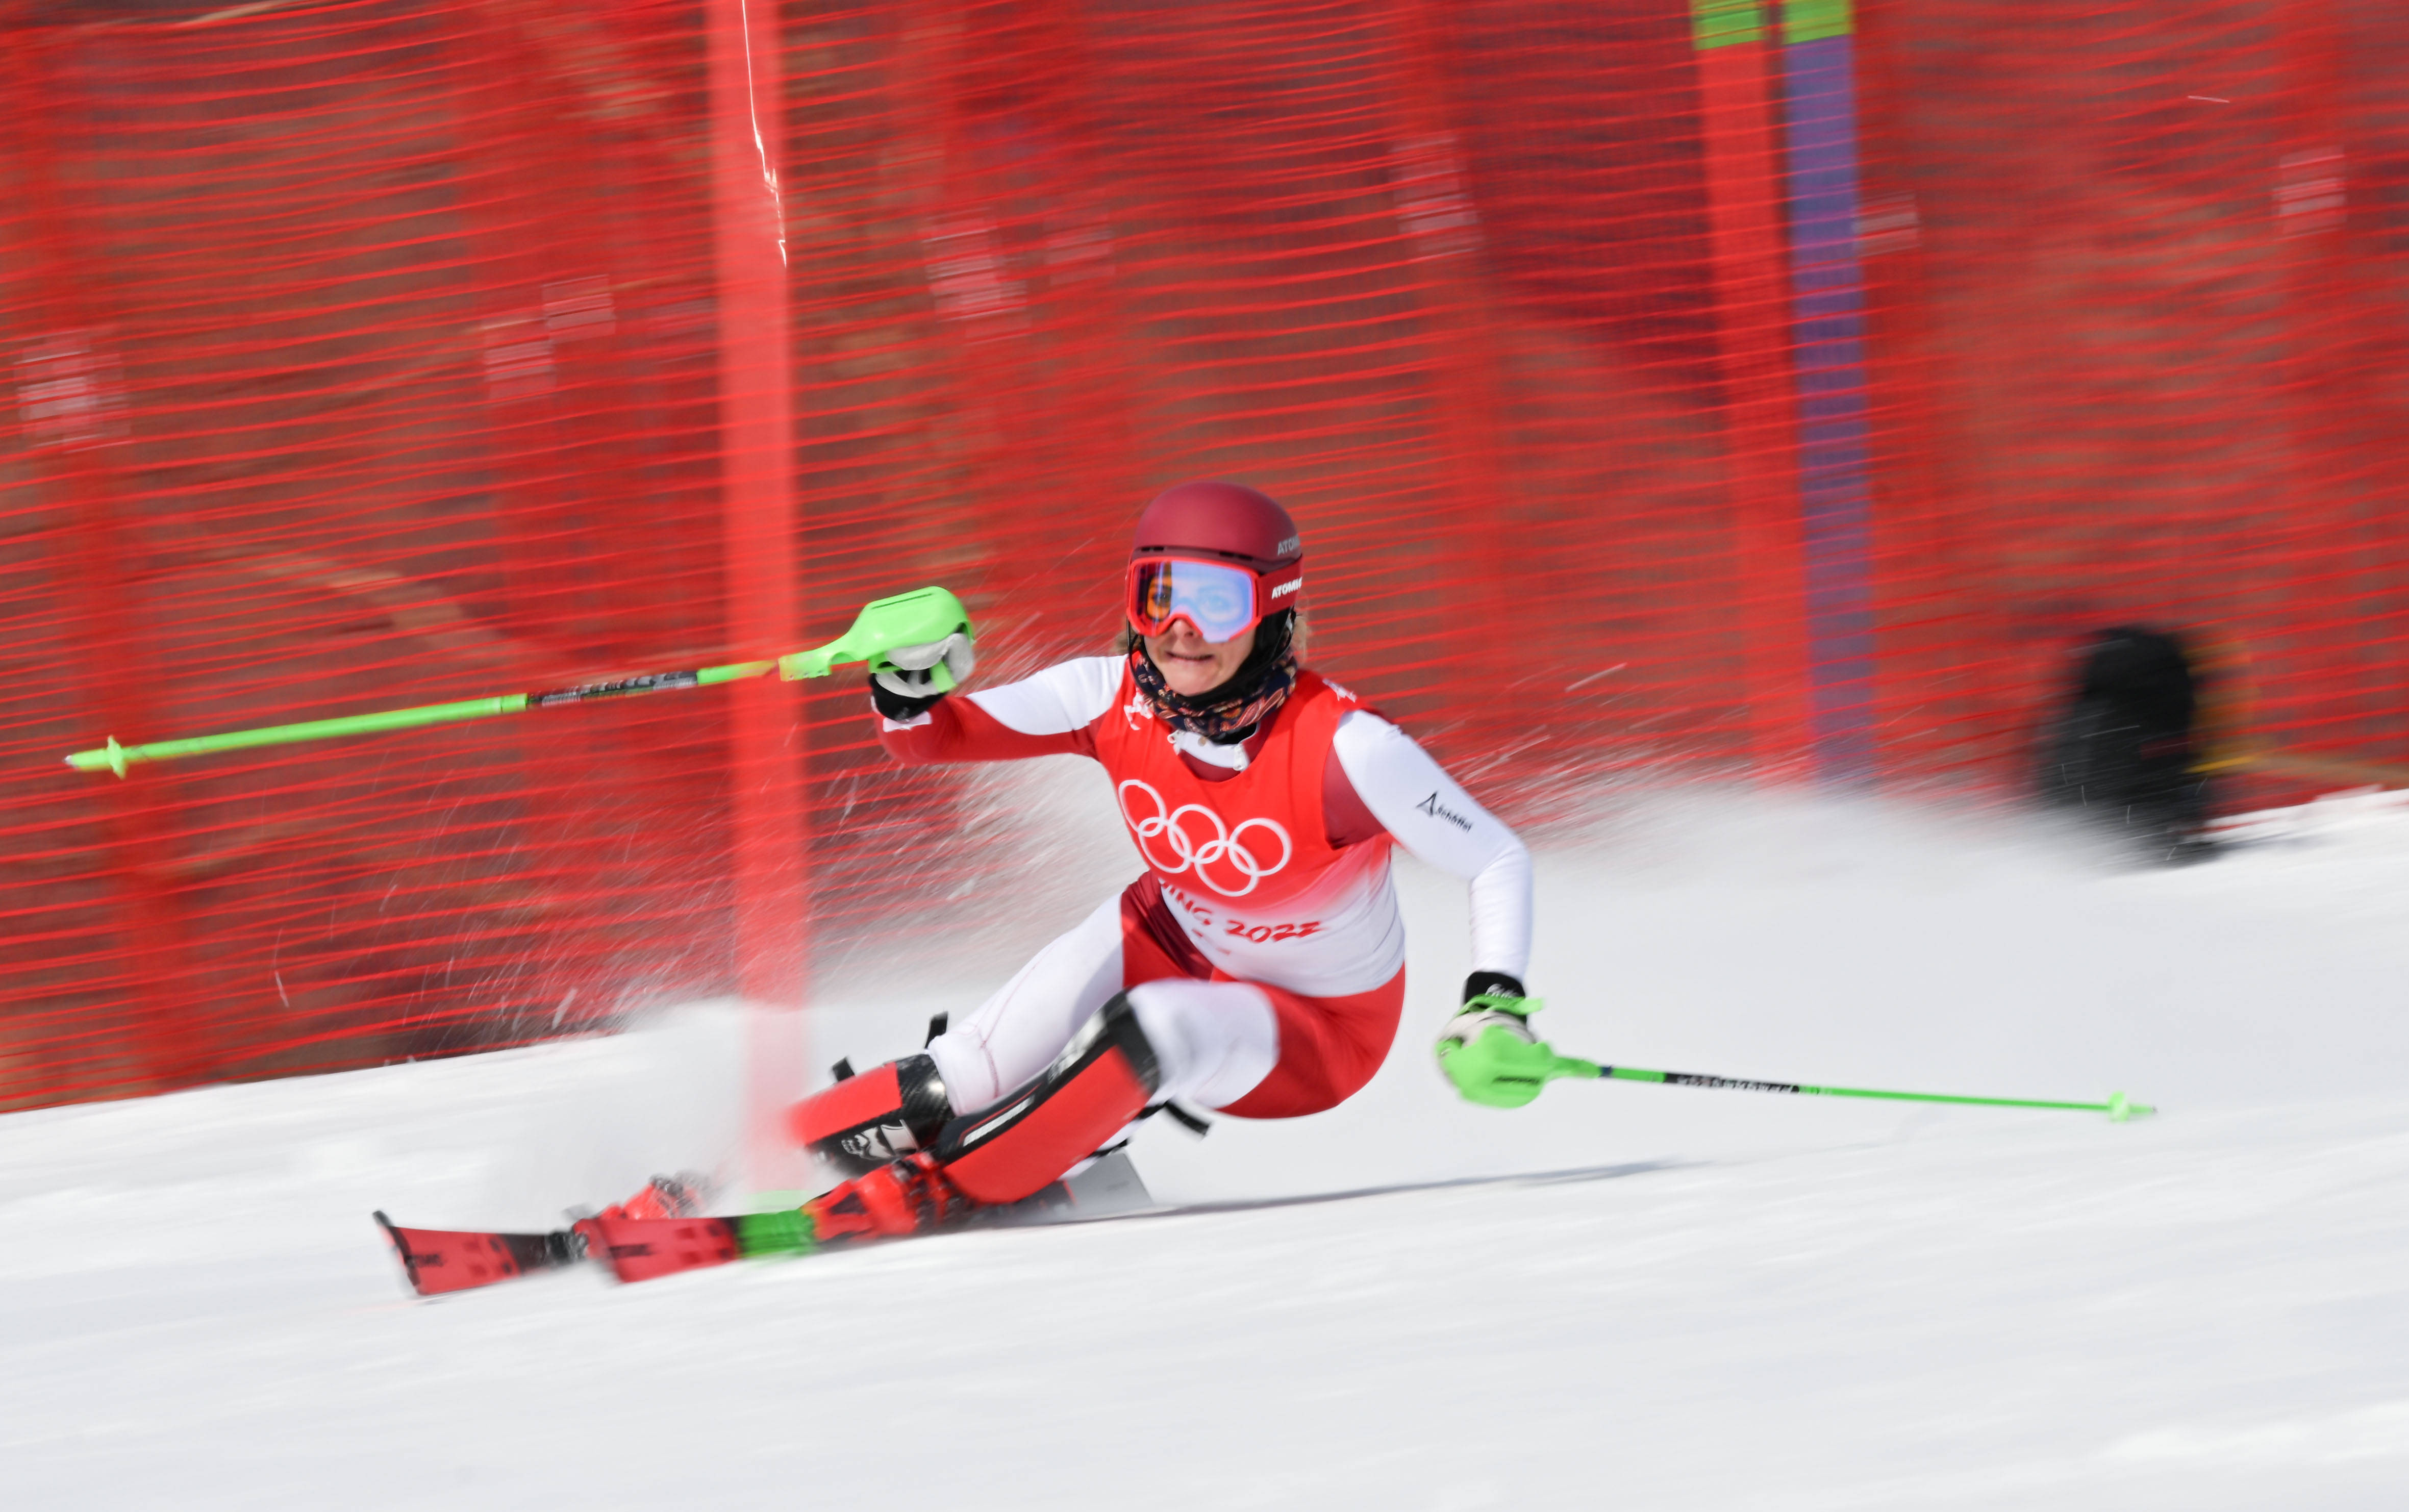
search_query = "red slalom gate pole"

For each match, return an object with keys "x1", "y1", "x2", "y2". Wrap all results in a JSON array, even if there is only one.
[
  {"x1": 709, "y1": 0, "x2": 808, "y2": 1189},
  {"x1": 9, "y1": 32, "x2": 214, "y2": 1099}
]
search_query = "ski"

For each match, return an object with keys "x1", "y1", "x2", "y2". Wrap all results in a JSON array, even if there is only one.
[
  {"x1": 581, "y1": 1208, "x2": 810, "y2": 1283},
  {"x1": 373, "y1": 1211, "x2": 585, "y2": 1296},
  {"x1": 373, "y1": 1209, "x2": 759, "y2": 1297},
  {"x1": 375, "y1": 1150, "x2": 1155, "y2": 1297},
  {"x1": 584, "y1": 1148, "x2": 1153, "y2": 1282}
]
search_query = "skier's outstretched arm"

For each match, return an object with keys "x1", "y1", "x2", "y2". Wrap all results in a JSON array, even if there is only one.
[{"x1": 875, "y1": 654, "x2": 1122, "y2": 766}]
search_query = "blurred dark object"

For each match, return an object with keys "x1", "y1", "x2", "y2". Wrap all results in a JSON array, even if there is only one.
[{"x1": 2038, "y1": 627, "x2": 2214, "y2": 863}]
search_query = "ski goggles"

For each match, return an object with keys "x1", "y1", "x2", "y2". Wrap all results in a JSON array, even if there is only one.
[{"x1": 1125, "y1": 554, "x2": 1303, "y2": 643}]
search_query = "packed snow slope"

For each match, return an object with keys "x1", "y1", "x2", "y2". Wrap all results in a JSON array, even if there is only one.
[{"x1": 6, "y1": 790, "x2": 2409, "y2": 1510}]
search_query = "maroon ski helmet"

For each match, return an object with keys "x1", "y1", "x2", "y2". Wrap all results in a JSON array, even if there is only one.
[
  {"x1": 1130, "y1": 481, "x2": 1302, "y2": 571},
  {"x1": 1125, "y1": 481, "x2": 1304, "y2": 640}
]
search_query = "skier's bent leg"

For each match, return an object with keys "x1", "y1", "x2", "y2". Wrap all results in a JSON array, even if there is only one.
[
  {"x1": 931, "y1": 978, "x2": 1278, "y2": 1206},
  {"x1": 1121, "y1": 978, "x2": 1281, "y2": 1111},
  {"x1": 934, "y1": 991, "x2": 1167, "y2": 1205},
  {"x1": 804, "y1": 991, "x2": 1166, "y2": 1241},
  {"x1": 1211, "y1": 968, "x2": 1406, "y2": 1119},
  {"x1": 784, "y1": 893, "x2": 1124, "y2": 1174},
  {"x1": 929, "y1": 892, "x2": 1126, "y2": 1112},
  {"x1": 803, "y1": 974, "x2": 1385, "y2": 1241}
]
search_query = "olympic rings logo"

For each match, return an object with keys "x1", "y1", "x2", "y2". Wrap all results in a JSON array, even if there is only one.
[{"x1": 1117, "y1": 779, "x2": 1293, "y2": 898}]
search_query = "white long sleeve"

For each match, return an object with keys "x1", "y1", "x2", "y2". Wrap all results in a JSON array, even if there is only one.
[
  {"x1": 1329, "y1": 711, "x2": 1532, "y2": 982},
  {"x1": 963, "y1": 656, "x2": 1123, "y2": 734}
]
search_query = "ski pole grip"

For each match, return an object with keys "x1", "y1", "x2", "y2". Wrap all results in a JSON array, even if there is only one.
[{"x1": 780, "y1": 585, "x2": 973, "y2": 682}]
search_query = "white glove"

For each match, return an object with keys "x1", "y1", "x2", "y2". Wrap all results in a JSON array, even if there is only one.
[{"x1": 871, "y1": 631, "x2": 975, "y2": 705}]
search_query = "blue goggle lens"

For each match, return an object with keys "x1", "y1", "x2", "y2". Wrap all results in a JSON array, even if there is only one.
[{"x1": 1127, "y1": 558, "x2": 1260, "y2": 643}]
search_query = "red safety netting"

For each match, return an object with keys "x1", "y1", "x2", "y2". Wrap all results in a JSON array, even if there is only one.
[
  {"x1": 3, "y1": 0, "x2": 2404, "y2": 1111},
  {"x1": 1857, "y1": 0, "x2": 2409, "y2": 786}
]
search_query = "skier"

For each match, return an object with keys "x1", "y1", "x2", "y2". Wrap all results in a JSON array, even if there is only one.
[{"x1": 779, "y1": 480, "x2": 1581, "y2": 1242}]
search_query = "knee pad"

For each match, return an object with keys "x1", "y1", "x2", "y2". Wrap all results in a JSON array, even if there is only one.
[
  {"x1": 934, "y1": 993, "x2": 1162, "y2": 1206},
  {"x1": 786, "y1": 1053, "x2": 953, "y2": 1176}
]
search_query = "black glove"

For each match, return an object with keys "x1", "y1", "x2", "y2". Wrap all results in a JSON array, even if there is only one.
[
  {"x1": 869, "y1": 674, "x2": 945, "y2": 721},
  {"x1": 1462, "y1": 971, "x2": 1526, "y2": 1005}
]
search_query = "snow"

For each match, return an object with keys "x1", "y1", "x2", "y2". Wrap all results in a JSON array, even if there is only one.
[{"x1": 6, "y1": 789, "x2": 2409, "y2": 1509}]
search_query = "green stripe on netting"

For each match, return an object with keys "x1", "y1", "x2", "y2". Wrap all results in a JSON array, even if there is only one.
[
  {"x1": 1690, "y1": 0, "x2": 1766, "y2": 50},
  {"x1": 1781, "y1": 0, "x2": 1853, "y2": 45}
]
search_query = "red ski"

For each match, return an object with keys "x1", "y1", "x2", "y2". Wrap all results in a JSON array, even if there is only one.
[
  {"x1": 373, "y1": 1212, "x2": 584, "y2": 1296},
  {"x1": 375, "y1": 1150, "x2": 1153, "y2": 1297},
  {"x1": 581, "y1": 1210, "x2": 801, "y2": 1282}
]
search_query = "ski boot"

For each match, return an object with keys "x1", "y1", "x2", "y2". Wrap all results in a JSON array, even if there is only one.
[
  {"x1": 807, "y1": 991, "x2": 1164, "y2": 1231},
  {"x1": 788, "y1": 1052, "x2": 954, "y2": 1176},
  {"x1": 792, "y1": 992, "x2": 1166, "y2": 1249}
]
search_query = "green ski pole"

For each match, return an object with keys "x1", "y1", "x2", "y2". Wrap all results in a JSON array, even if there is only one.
[
  {"x1": 63, "y1": 662, "x2": 777, "y2": 777},
  {"x1": 1546, "y1": 1056, "x2": 2153, "y2": 1121},
  {"x1": 65, "y1": 586, "x2": 972, "y2": 778}
]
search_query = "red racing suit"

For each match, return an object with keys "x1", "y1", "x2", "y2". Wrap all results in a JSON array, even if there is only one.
[{"x1": 882, "y1": 654, "x2": 1529, "y2": 1117}]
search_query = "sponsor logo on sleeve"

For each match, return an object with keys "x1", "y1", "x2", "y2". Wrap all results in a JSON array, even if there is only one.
[{"x1": 1415, "y1": 791, "x2": 1475, "y2": 831}]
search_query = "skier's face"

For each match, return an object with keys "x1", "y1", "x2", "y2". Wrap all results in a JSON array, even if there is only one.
[{"x1": 1144, "y1": 618, "x2": 1257, "y2": 699}]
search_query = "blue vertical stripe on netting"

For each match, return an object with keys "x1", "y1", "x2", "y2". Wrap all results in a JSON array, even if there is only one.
[{"x1": 1779, "y1": 32, "x2": 1876, "y2": 782}]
